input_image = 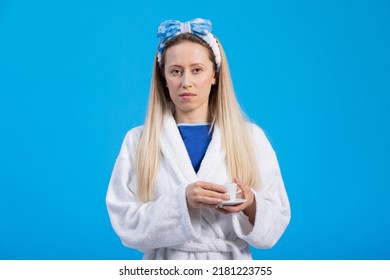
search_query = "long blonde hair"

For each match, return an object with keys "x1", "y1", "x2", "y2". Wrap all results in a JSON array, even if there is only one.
[{"x1": 136, "y1": 33, "x2": 260, "y2": 202}]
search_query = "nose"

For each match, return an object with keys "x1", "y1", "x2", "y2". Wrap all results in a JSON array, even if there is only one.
[{"x1": 181, "y1": 72, "x2": 192, "y2": 88}]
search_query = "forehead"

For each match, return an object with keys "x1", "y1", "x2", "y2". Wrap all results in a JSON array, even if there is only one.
[{"x1": 164, "y1": 41, "x2": 212, "y2": 66}]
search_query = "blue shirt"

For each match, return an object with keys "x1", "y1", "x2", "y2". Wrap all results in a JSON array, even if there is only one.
[{"x1": 177, "y1": 123, "x2": 213, "y2": 173}]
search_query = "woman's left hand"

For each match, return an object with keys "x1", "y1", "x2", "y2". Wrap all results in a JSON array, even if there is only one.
[{"x1": 216, "y1": 178, "x2": 257, "y2": 224}]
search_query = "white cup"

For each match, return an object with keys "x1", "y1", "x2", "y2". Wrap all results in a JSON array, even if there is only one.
[{"x1": 224, "y1": 183, "x2": 238, "y2": 201}]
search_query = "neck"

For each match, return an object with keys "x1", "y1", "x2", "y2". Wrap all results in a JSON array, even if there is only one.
[{"x1": 174, "y1": 110, "x2": 209, "y2": 124}]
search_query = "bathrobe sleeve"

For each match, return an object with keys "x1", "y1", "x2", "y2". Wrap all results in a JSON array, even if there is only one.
[
  {"x1": 106, "y1": 127, "x2": 196, "y2": 252},
  {"x1": 232, "y1": 124, "x2": 291, "y2": 248}
]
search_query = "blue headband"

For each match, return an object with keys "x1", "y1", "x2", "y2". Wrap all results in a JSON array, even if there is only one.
[{"x1": 156, "y1": 18, "x2": 221, "y2": 69}]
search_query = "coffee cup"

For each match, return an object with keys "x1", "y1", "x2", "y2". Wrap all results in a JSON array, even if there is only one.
[{"x1": 224, "y1": 183, "x2": 238, "y2": 202}]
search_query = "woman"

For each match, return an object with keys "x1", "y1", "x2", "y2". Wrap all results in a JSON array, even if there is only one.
[{"x1": 106, "y1": 18, "x2": 290, "y2": 260}]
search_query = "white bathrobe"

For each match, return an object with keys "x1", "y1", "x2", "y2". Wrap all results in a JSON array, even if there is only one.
[{"x1": 106, "y1": 112, "x2": 290, "y2": 260}]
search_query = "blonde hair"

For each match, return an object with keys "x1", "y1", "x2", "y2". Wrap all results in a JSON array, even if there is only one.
[{"x1": 136, "y1": 33, "x2": 260, "y2": 202}]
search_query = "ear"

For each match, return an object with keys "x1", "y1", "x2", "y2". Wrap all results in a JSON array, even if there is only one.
[{"x1": 212, "y1": 71, "x2": 217, "y2": 85}]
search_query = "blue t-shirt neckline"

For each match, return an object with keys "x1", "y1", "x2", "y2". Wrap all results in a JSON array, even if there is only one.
[
  {"x1": 177, "y1": 123, "x2": 213, "y2": 173},
  {"x1": 177, "y1": 122, "x2": 211, "y2": 127}
]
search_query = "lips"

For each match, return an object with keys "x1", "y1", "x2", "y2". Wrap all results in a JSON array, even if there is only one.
[
  {"x1": 179, "y1": 93, "x2": 196, "y2": 100},
  {"x1": 179, "y1": 93, "x2": 196, "y2": 97}
]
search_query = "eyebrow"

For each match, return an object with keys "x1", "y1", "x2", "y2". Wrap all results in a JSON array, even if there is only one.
[{"x1": 168, "y1": 63, "x2": 205, "y2": 68}]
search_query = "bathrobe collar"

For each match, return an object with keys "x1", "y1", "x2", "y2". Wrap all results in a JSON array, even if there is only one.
[{"x1": 160, "y1": 112, "x2": 226, "y2": 184}]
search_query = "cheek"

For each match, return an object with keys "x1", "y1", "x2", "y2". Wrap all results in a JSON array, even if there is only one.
[
  {"x1": 199, "y1": 76, "x2": 214, "y2": 88},
  {"x1": 166, "y1": 78, "x2": 178, "y2": 91}
]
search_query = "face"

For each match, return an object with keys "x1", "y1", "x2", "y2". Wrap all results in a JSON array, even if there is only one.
[{"x1": 164, "y1": 41, "x2": 216, "y2": 123}]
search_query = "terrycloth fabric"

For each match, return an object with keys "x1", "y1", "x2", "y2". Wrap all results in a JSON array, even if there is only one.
[
  {"x1": 106, "y1": 112, "x2": 291, "y2": 260},
  {"x1": 156, "y1": 18, "x2": 221, "y2": 68}
]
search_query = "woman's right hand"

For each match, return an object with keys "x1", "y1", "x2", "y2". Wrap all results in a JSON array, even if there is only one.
[{"x1": 186, "y1": 181, "x2": 230, "y2": 209}]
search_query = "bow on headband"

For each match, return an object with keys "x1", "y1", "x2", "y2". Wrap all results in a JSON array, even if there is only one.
[{"x1": 156, "y1": 18, "x2": 221, "y2": 68}]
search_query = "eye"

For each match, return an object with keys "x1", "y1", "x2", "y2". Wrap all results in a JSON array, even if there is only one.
[
  {"x1": 170, "y1": 68, "x2": 182, "y2": 75},
  {"x1": 193, "y1": 67, "x2": 203, "y2": 74}
]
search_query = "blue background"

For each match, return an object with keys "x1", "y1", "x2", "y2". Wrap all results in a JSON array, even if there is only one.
[{"x1": 1, "y1": 0, "x2": 389, "y2": 260}]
